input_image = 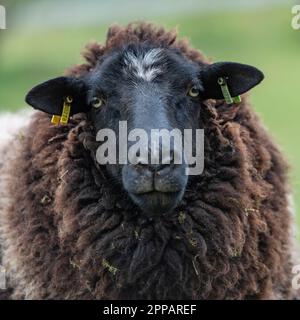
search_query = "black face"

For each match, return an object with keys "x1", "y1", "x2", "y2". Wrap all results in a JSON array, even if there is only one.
[
  {"x1": 25, "y1": 43, "x2": 264, "y2": 216},
  {"x1": 87, "y1": 45, "x2": 202, "y2": 215}
]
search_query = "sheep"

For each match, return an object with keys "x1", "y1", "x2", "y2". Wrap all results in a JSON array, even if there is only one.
[{"x1": 0, "y1": 22, "x2": 299, "y2": 300}]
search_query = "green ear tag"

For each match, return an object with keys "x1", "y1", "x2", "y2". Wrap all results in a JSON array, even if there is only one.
[
  {"x1": 232, "y1": 95, "x2": 242, "y2": 103},
  {"x1": 218, "y1": 77, "x2": 233, "y2": 104},
  {"x1": 218, "y1": 77, "x2": 242, "y2": 104}
]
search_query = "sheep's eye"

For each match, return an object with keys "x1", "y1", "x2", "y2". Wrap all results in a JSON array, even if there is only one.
[
  {"x1": 188, "y1": 86, "x2": 200, "y2": 98},
  {"x1": 91, "y1": 97, "x2": 104, "y2": 109}
]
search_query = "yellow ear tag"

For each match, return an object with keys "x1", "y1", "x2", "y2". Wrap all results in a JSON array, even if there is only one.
[
  {"x1": 60, "y1": 96, "x2": 73, "y2": 125},
  {"x1": 51, "y1": 115, "x2": 61, "y2": 125}
]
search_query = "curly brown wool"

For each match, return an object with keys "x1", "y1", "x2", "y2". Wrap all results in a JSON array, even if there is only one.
[{"x1": 0, "y1": 22, "x2": 299, "y2": 300}]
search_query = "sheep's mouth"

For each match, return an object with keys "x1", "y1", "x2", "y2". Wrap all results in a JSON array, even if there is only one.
[{"x1": 129, "y1": 190, "x2": 184, "y2": 216}]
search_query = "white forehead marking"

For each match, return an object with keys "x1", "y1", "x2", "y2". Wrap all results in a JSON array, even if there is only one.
[{"x1": 124, "y1": 48, "x2": 163, "y2": 81}]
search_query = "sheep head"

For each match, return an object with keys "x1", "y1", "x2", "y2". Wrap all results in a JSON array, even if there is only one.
[{"x1": 25, "y1": 43, "x2": 264, "y2": 216}]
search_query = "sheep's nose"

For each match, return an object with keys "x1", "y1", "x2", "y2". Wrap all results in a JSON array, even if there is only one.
[
  {"x1": 124, "y1": 156, "x2": 185, "y2": 194},
  {"x1": 122, "y1": 136, "x2": 188, "y2": 203}
]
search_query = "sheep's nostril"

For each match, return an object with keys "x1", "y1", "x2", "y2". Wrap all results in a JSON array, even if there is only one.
[
  {"x1": 155, "y1": 164, "x2": 178, "y2": 180},
  {"x1": 139, "y1": 162, "x2": 174, "y2": 174},
  {"x1": 155, "y1": 163, "x2": 172, "y2": 174},
  {"x1": 134, "y1": 149, "x2": 180, "y2": 173},
  {"x1": 132, "y1": 162, "x2": 151, "y2": 175}
]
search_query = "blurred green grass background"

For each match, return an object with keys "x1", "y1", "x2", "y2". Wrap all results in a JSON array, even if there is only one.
[{"x1": 0, "y1": 3, "x2": 299, "y2": 239}]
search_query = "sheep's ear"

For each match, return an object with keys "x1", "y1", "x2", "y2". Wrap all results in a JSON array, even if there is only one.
[
  {"x1": 201, "y1": 62, "x2": 264, "y2": 100},
  {"x1": 25, "y1": 77, "x2": 89, "y2": 116}
]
